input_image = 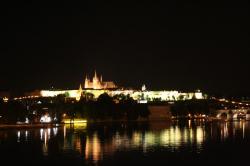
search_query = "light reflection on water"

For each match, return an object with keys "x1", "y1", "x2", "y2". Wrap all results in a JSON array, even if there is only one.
[{"x1": 0, "y1": 121, "x2": 250, "y2": 164}]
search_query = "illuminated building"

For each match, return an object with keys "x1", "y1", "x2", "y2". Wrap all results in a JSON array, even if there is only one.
[
  {"x1": 40, "y1": 114, "x2": 52, "y2": 123},
  {"x1": 84, "y1": 71, "x2": 117, "y2": 89},
  {"x1": 39, "y1": 88, "x2": 204, "y2": 102},
  {"x1": 24, "y1": 74, "x2": 205, "y2": 101},
  {"x1": 0, "y1": 91, "x2": 10, "y2": 102}
]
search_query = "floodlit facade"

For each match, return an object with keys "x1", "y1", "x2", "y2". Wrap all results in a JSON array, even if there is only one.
[
  {"x1": 39, "y1": 88, "x2": 204, "y2": 102},
  {"x1": 29, "y1": 74, "x2": 205, "y2": 102}
]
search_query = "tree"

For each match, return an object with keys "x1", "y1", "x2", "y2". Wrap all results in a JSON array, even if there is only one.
[
  {"x1": 84, "y1": 92, "x2": 95, "y2": 101},
  {"x1": 95, "y1": 93, "x2": 116, "y2": 119},
  {"x1": 2, "y1": 100, "x2": 27, "y2": 123},
  {"x1": 178, "y1": 95, "x2": 184, "y2": 100}
]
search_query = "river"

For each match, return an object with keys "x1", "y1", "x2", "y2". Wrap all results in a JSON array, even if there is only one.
[{"x1": 0, "y1": 120, "x2": 249, "y2": 165}]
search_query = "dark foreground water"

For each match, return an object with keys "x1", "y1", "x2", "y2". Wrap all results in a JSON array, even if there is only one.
[{"x1": 0, "y1": 120, "x2": 250, "y2": 166}]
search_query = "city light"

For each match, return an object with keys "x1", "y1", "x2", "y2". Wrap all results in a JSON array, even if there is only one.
[
  {"x1": 3, "y1": 97, "x2": 8, "y2": 103},
  {"x1": 63, "y1": 119, "x2": 87, "y2": 124},
  {"x1": 40, "y1": 89, "x2": 205, "y2": 102},
  {"x1": 40, "y1": 114, "x2": 52, "y2": 123}
]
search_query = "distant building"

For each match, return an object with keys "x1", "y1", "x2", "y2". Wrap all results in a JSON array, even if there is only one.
[
  {"x1": 39, "y1": 89, "x2": 205, "y2": 102},
  {"x1": 84, "y1": 71, "x2": 117, "y2": 89},
  {"x1": 24, "y1": 73, "x2": 205, "y2": 102}
]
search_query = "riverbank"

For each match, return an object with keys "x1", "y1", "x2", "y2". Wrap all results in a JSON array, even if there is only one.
[
  {"x1": 1, "y1": 117, "x2": 249, "y2": 129},
  {"x1": 0, "y1": 118, "x2": 165, "y2": 129},
  {"x1": 0, "y1": 123, "x2": 62, "y2": 129}
]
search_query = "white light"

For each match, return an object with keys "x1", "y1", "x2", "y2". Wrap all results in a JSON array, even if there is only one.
[
  {"x1": 3, "y1": 97, "x2": 8, "y2": 103},
  {"x1": 17, "y1": 131, "x2": 20, "y2": 142},
  {"x1": 40, "y1": 129, "x2": 43, "y2": 140},
  {"x1": 25, "y1": 131, "x2": 28, "y2": 140},
  {"x1": 138, "y1": 100, "x2": 148, "y2": 103},
  {"x1": 40, "y1": 115, "x2": 52, "y2": 123},
  {"x1": 25, "y1": 118, "x2": 29, "y2": 124},
  {"x1": 53, "y1": 128, "x2": 58, "y2": 136}
]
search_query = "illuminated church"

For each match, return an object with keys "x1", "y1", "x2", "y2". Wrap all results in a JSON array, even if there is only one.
[{"x1": 84, "y1": 71, "x2": 117, "y2": 89}]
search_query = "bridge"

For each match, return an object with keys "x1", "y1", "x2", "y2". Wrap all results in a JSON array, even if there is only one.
[{"x1": 216, "y1": 109, "x2": 250, "y2": 120}]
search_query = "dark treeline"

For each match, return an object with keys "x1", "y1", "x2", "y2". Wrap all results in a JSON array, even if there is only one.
[
  {"x1": 1, "y1": 93, "x2": 246, "y2": 124},
  {"x1": 65, "y1": 93, "x2": 150, "y2": 122},
  {"x1": 0, "y1": 93, "x2": 150, "y2": 124},
  {"x1": 0, "y1": 99, "x2": 27, "y2": 123}
]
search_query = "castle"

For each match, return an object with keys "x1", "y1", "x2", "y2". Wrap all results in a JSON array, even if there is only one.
[
  {"x1": 38, "y1": 71, "x2": 205, "y2": 101},
  {"x1": 84, "y1": 71, "x2": 117, "y2": 89}
]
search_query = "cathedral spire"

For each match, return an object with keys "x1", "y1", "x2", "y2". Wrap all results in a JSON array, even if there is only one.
[
  {"x1": 84, "y1": 75, "x2": 89, "y2": 89},
  {"x1": 94, "y1": 70, "x2": 97, "y2": 79}
]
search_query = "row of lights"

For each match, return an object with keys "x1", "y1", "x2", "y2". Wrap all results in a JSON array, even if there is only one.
[
  {"x1": 217, "y1": 98, "x2": 250, "y2": 107},
  {"x1": 14, "y1": 96, "x2": 40, "y2": 100}
]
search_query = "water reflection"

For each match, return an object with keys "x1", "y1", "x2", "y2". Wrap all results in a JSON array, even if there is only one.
[
  {"x1": 0, "y1": 121, "x2": 250, "y2": 164},
  {"x1": 85, "y1": 133, "x2": 102, "y2": 163},
  {"x1": 17, "y1": 131, "x2": 20, "y2": 142},
  {"x1": 16, "y1": 130, "x2": 30, "y2": 142},
  {"x1": 61, "y1": 121, "x2": 250, "y2": 163}
]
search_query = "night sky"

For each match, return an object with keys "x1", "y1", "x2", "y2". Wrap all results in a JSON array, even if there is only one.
[{"x1": 1, "y1": 1, "x2": 249, "y2": 95}]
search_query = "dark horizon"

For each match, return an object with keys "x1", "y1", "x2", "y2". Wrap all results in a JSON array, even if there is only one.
[{"x1": 1, "y1": 1, "x2": 249, "y2": 96}]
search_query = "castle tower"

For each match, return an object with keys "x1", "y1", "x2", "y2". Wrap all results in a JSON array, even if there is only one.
[
  {"x1": 76, "y1": 84, "x2": 83, "y2": 101},
  {"x1": 79, "y1": 84, "x2": 83, "y2": 93}
]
